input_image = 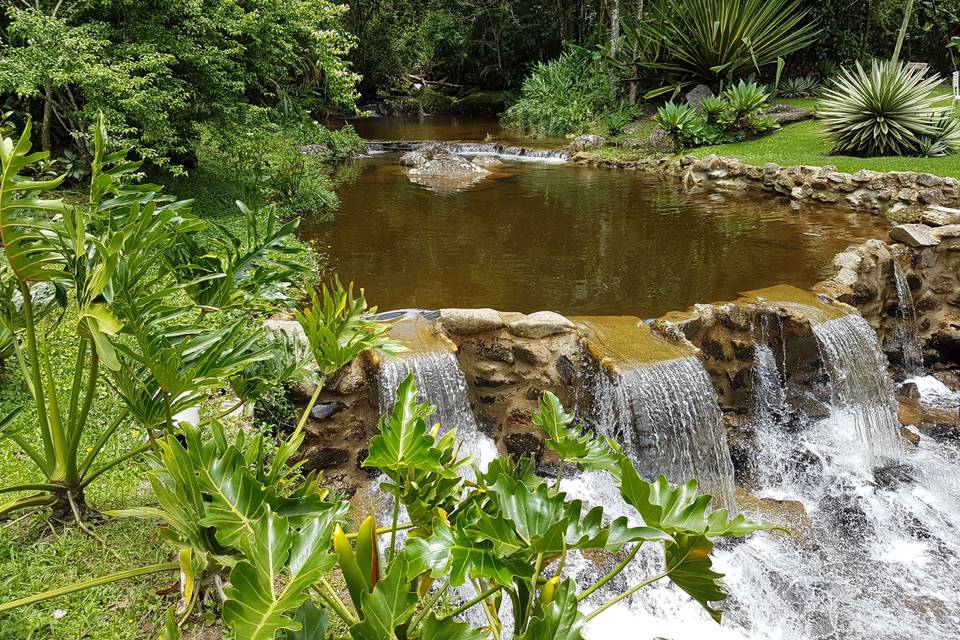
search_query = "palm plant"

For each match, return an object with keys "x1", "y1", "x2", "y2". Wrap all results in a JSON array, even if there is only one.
[
  {"x1": 638, "y1": 0, "x2": 820, "y2": 96},
  {"x1": 779, "y1": 76, "x2": 821, "y2": 99},
  {"x1": 819, "y1": 61, "x2": 954, "y2": 157}
]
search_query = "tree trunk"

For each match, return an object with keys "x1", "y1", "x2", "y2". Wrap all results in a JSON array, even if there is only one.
[
  {"x1": 42, "y1": 84, "x2": 53, "y2": 152},
  {"x1": 610, "y1": 0, "x2": 621, "y2": 55},
  {"x1": 891, "y1": 0, "x2": 914, "y2": 64},
  {"x1": 629, "y1": 79, "x2": 639, "y2": 105}
]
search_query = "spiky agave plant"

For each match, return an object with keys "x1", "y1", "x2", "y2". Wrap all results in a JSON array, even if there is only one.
[{"x1": 819, "y1": 61, "x2": 953, "y2": 157}]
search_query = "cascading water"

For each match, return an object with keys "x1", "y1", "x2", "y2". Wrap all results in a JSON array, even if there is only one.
[
  {"x1": 593, "y1": 356, "x2": 738, "y2": 510},
  {"x1": 892, "y1": 262, "x2": 925, "y2": 375},
  {"x1": 561, "y1": 318, "x2": 960, "y2": 640},
  {"x1": 363, "y1": 140, "x2": 569, "y2": 162},
  {"x1": 377, "y1": 350, "x2": 497, "y2": 468},
  {"x1": 811, "y1": 313, "x2": 903, "y2": 459}
]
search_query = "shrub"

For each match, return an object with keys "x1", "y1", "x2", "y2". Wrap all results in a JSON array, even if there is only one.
[
  {"x1": 723, "y1": 80, "x2": 771, "y2": 121},
  {"x1": 819, "y1": 60, "x2": 957, "y2": 157},
  {"x1": 779, "y1": 75, "x2": 821, "y2": 98},
  {"x1": 638, "y1": 0, "x2": 819, "y2": 94},
  {"x1": 698, "y1": 96, "x2": 728, "y2": 123},
  {"x1": 656, "y1": 101, "x2": 703, "y2": 151},
  {"x1": 502, "y1": 48, "x2": 616, "y2": 136},
  {"x1": 918, "y1": 115, "x2": 960, "y2": 158}
]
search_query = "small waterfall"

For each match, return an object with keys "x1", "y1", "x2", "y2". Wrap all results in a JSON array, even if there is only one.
[
  {"x1": 752, "y1": 343, "x2": 789, "y2": 427},
  {"x1": 593, "y1": 357, "x2": 738, "y2": 510},
  {"x1": 377, "y1": 350, "x2": 496, "y2": 469},
  {"x1": 892, "y1": 263, "x2": 924, "y2": 375},
  {"x1": 363, "y1": 140, "x2": 569, "y2": 162},
  {"x1": 811, "y1": 314, "x2": 902, "y2": 459}
]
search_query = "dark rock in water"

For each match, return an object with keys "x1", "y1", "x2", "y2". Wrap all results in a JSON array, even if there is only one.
[
  {"x1": 311, "y1": 402, "x2": 344, "y2": 421},
  {"x1": 786, "y1": 447, "x2": 825, "y2": 479},
  {"x1": 400, "y1": 144, "x2": 490, "y2": 193},
  {"x1": 873, "y1": 462, "x2": 916, "y2": 490},
  {"x1": 899, "y1": 381, "x2": 921, "y2": 400},
  {"x1": 926, "y1": 422, "x2": 960, "y2": 442},
  {"x1": 537, "y1": 460, "x2": 580, "y2": 481},
  {"x1": 685, "y1": 84, "x2": 714, "y2": 110},
  {"x1": 356, "y1": 448, "x2": 381, "y2": 479},
  {"x1": 820, "y1": 480, "x2": 869, "y2": 531},
  {"x1": 504, "y1": 431, "x2": 545, "y2": 463},
  {"x1": 300, "y1": 446, "x2": 351, "y2": 473}
]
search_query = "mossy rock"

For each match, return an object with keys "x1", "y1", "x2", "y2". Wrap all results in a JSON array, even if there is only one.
[
  {"x1": 454, "y1": 90, "x2": 511, "y2": 116},
  {"x1": 417, "y1": 87, "x2": 457, "y2": 114}
]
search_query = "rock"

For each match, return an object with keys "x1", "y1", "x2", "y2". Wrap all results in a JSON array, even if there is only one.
[
  {"x1": 900, "y1": 426, "x2": 921, "y2": 446},
  {"x1": 507, "y1": 311, "x2": 575, "y2": 339},
  {"x1": 454, "y1": 90, "x2": 509, "y2": 116},
  {"x1": 922, "y1": 423, "x2": 960, "y2": 442},
  {"x1": 735, "y1": 488, "x2": 815, "y2": 547},
  {"x1": 300, "y1": 143, "x2": 333, "y2": 156},
  {"x1": 766, "y1": 104, "x2": 813, "y2": 125},
  {"x1": 874, "y1": 462, "x2": 916, "y2": 490},
  {"x1": 649, "y1": 127, "x2": 673, "y2": 153},
  {"x1": 922, "y1": 206, "x2": 960, "y2": 227},
  {"x1": 889, "y1": 224, "x2": 939, "y2": 248},
  {"x1": 932, "y1": 224, "x2": 960, "y2": 240},
  {"x1": 401, "y1": 145, "x2": 488, "y2": 176},
  {"x1": 685, "y1": 84, "x2": 714, "y2": 110},
  {"x1": 898, "y1": 395, "x2": 922, "y2": 425},
  {"x1": 512, "y1": 341, "x2": 552, "y2": 365},
  {"x1": 440, "y1": 308, "x2": 504, "y2": 334},
  {"x1": 568, "y1": 134, "x2": 607, "y2": 153},
  {"x1": 311, "y1": 402, "x2": 344, "y2": 421},
  {"x1": 504, "y1": 431, "x2": 545, "y2": 463},
  {"x1": 300, "y1": 446, "x2": 351, "y2": 473},
  {"x1": 622, "y1": 121, "x2": 647, "y2": 136}
]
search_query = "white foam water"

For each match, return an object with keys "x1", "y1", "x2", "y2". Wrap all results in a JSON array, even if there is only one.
[
  {"x1": 892, "y1": 263, "x2": 924, "y2": 376},
  {"x1": 592, "y1": 356, "x2": 738, "y2": 510}
]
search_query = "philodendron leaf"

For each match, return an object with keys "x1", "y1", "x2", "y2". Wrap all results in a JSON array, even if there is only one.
[
  {"x1": 405, "y1": 518, "x2": 531, "y2": 587},
  {"x1": 518, "y1": 579, "x2": 585, "y2": 640},
  {"x1": 350, "y1": 553, "x2": 417, "y2": 640},
  {"x1": 223, "y1": 509, "x2": 338, "y2": 640},
  {"x1": 284, "y1": 600, "x2": 329, "y2": 640},
  {"x1": 363, "y1": 374, "x2": 452, "y2": 476},
  {"x1": 664, "y1": 534, "x2": 726, "y2": 623},
  {"x1": 618, "y1": 458, "x2": 778, "y2": 538},
  {"x1": 418, "y1": 614, "x2": 488, "y2": 640},
  {"x1": 532, "y1": 391, "x2": 622, "y2": 476}
]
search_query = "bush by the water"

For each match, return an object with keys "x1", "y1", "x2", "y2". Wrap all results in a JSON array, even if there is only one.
[
  {"x1": 656, "y1": 81, "x2": 779, "y2": 152},
  {"x1": 820, "y1": 60, "x2": 960, "y2": 158},
  {"x1": 502, "y1": 48, "x2": 617, "y2": 136}
]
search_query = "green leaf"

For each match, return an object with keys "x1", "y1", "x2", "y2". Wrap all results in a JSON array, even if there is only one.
[
  {"x1": 285, "y1": 600, "x2": 329, "y2": 640},
  {"x1": 532, "y1": 391, "x2": 621, "y2": 476},
  {"x1": 223, "y1": 509, "x2": 338, "y2": 640},
  {"x1": 664, "y1": 534, "x2": 726, "y2": 623},
  {"x1": 364, "y1": 374, "x2": 451, "y2": 476},
  {"x1": 518, "y1": 579, "x2": 584, "y2": 640},
  {"x1": 350, "y1": 553, "x2": 417, "y2": 640},
  {"x1": 418, "y1": 615, "x2": 488, "y2": 640}
]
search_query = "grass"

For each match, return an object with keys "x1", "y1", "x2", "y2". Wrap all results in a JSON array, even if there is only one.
[{"x1": 594, "y1": 90, "x2": 960, "y2": 179}]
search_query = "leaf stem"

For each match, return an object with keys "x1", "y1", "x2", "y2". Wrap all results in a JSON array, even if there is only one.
[
  {"x1": 408, "y1": 580, "x2": 449, "y2": 633},
  {"x1": 584, "y1": 570, "x2": 669, "y2": 622},
  {"x1": 315, "y1": 578, "x2": 357, "y2": 625},
  {"x1": 578, "y1": 543, "x2": 641, "y2": 602},
  {"x1": 445, "y1": 584, "x2": 502, "y2": 619}
]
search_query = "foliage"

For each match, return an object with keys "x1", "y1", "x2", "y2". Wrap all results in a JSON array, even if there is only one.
[
  {"x1": 0, "y1": 1, "x2": 359, "y2": 168},
  {"x1": 657, "y1": 82, "x2": 777, "y2": 151},
  {"x1": 0, "y1": 118, "x2": 308, "y2": 518},
  {"x1": 779, "y1": 76, "x2": 822, "y2": 99},
  {"x1": 636, "y1": 0, "x2": 820, "y2": 94},
  {"x1": 502, "y1": 48, "x2": 616, "y2": 137},
  {"x1": 819, "y1": 60, "x2": 959, "y2": 157}
]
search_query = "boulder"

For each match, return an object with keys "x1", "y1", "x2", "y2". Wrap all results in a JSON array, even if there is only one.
[
  {"x1": 300, "y1": 143, "x2": 333, "y2": 157},
  {"x1": 648, "y1": 127, "x2": 673, "y2": 153},
  {"x1": 766, "y1": 104, "x2": 814, "y2": 125},
  {"x1": 685, "y1": 84, "x2": 714, "y2": 110},
  {"x1": 401, "y1": 145, "x2": 488, "y2": 176},
  {"x1": 440, "y1": 308, "x2": 504, "y2": 334},
  {"x1": 311, "y1": 402, "x2": 344, "y2": 421},
  {"x1": 504, "y1": 431, "x2": 545, "y2": 463},
  {"x1": 507, "y1": 311, "x2": 575, "y2": 339},
  {"x1": 567, "y1": 134, "x2": 607, "y2": 153},
  {"x1": 932, "y1": 224, "x2": 960, "y2": 240},
  {"x1": 889, "y1": 224, "x2": 939, "y2": 248},
  {"x1": 922, "y1": 206, "x2": 960, "y2": 227}
]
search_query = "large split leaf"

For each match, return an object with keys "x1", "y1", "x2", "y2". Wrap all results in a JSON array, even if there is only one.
[
  {"x1": 532, "y1": 391, "x2": 621, "y2": 476},
  {"x1": 418, "y1": 614, "x2": 488, "y2": 640},
  {"x1": 350, "y1": 553, "x2": 417, "y2": 640},
  {"x1": 518, "y1": 579, "x2": 585, "y2": 640},
  {"x1": 364, "y1": 374, "x2": 452, "y2": 476},
  {"x1": 664, "y1": 534, "x2": 726, "y2": 623},
  {"x1": 223, "y1": 509, "x2": 338, "y2": 640}
]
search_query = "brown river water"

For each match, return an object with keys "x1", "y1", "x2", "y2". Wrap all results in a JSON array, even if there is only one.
[{"x1": 304, "y1": 117, "x2": 888, "y2": 317}]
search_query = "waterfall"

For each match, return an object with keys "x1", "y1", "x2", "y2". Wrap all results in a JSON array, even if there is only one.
[
  {"x1": 593, "y1": 356, "x2": 738, "y2": 510},
  {"x1": 811, "y1": 314, "x2": 902, "y2": 460},
  {"x1": 377, "y1": 350, "x2": 497, "y2": 469},
  {"x1": 892, "y1": 263, "x2": 924, "y2": 375},
  {"x1": 364, "y1": 140, "x2": 569, "y2": 162}
]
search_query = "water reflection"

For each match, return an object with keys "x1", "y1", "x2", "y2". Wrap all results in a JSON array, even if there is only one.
[{"x1": 301, "y1": 155, "x2": 888, "y2": 316}]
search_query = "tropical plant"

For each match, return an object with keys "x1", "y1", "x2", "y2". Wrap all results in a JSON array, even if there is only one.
[
  {"x1": 0, "y1": 118, "x2": 305, "y2": 519},
  {"x1": 698, "y1": 96, "x2": 728, "y2": 122},
  {"x1": 723, "y1": 81, "x2": 771, "y2": 120},
  {"x1": 918, "y1": 115, "x2": 960, "y2": 158},
  {"x1": 779, "y1": 76, "x2": 822, "y2": 99},
  {"x1": 819, "y1": 60, "x2": 957, "y2": 156},
  {"x1": 502, "y1": 47, "x2": 616, "y2": 136},
  {"x1": 637, "y1": 0, "x2": 820, "y2": 95},
  {"x1": 656, "y1": 101, "x2": 702, "y2": 152}
]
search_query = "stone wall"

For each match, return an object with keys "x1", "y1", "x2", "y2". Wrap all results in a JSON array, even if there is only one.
[
  {"x1": 572, "y1": 152, "x2": 960, "y2": 213},
  {"x1": 815, "y1": 210, "x2": 960, "y2": 370}
]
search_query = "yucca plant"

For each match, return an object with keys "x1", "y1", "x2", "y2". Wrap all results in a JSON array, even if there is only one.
[
  {"x1": 698, "y1": 95, "x2": 727, "y2": 123},
  {"x1": 779, "y1": 75, "x2": 821, "y2": 98},
  {"x1": 656, "y1": 101, "x2": 704, "y2": 152},
  {"x1": 820, "y1": 61, "x2": 954, "y2": 157},
  {"x1": 638, "y1": 0, "x2": 820, "y2": 96}
]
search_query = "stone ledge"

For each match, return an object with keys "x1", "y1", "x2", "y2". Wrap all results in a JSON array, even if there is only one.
[{"x1": 572, "y1": 152, "x2": 960, "y2": 214}]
